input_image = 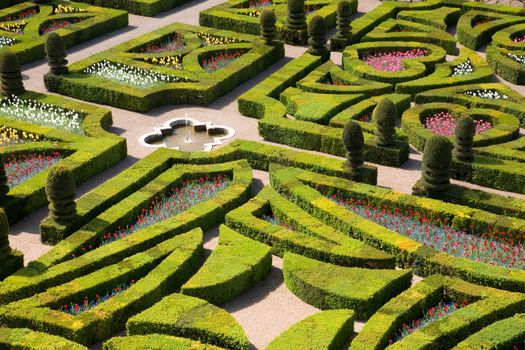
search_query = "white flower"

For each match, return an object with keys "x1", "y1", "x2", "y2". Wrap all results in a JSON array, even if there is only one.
[
  {"x1": 508, "y1": 53, "x2": 525, "y2": 64},
  {"x1": 464, "y1": 89, "x2": 508, "y2": 100},
  {"x1": 451, "y1": 60, "x2": 474, "y2": 77},
  {"x1": 0, "y1": 36, "x2": 15, "y2": 49}
]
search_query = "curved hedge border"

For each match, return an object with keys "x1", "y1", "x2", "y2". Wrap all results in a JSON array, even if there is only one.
[
  {"x1": 396, "y1": 48, "x2": 493, "y2": 97},
  {"x1": 50, "y1": 22, "x2": 284, "y2": 112},
  {"x1": 265, "y1": 309, "x2": 354, "y2": 350},
  {"x1": 0, "y1": 1, "x2": 127, "y2": 65},
  {"x1": 199, "y1": 0, "x2": 356, "y2": 45},
  {"x1": 0, "y1": 327, "x2": 87, "y2": 350},
  {"x1": 126, "y1": 293, "x2": 249, "y2": 350},
  {"x1": 401, "y1": 103, "x2": 520, "y2": 151},
  {"x1": 492, "y1": 23, "x2": 525, "y2": 51},
  {"x1": 270, "y1": 166, "x2": 525, "y2": 292},
  {"x1": 342, "y1": 41, "x2": 447, "y2": 86},
  {"x1": 397, "y1": 6, "x2": 461, "y2": 31},
  {"x1": 104, "y1": 335, "x2": 226, "y2": 350},
  {"x1": 225, "y1": 186, "x2": 395, "y2": 268},
  {"x1": 362, "y1": 19, "x2": 457, "y2": 55},
  {"x1": 350, "y1": 275, "x2": 525, "y2": 350},
  {"x1": 73, "y1": 0, "x2": 192, "y2": 16},
  {"x1": 0, "y1": 91, "x2": 126, "y2": 224},
  {"x1": 475, "y1": 136, "x2": 525, "y2": 164},
  {"x1": 238, "y1": 53, "x2": 409, "y2": 167},
  {"x1": 283, "y1": 252, "x2": 412, "y2": 319},
  {"x1": 453, "y1": 313, "x2": 525, "y2": 349},
  {"x1": 0, "y1": 159, "x2": 252, "y2": 305},
  {"x1": 181, "y1": 225, "x2": 271, "y2": 305},
  {"x1": 486, "y1": 45, "x2": 525, "y2": 85},
  {"x1": 0, "y1": 229, "x2": 204, "y2": 346}
]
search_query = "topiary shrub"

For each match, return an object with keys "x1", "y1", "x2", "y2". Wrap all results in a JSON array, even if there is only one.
[
  {"x1": 45, "y1": 33, "x2": 69, "y2": 76},
  {"x1": 0, "y1": 163, "x2": 8, "y2": 198},
  {"x1": 0, "y1": 210, "x2": 11, "y2": 259},
  {"x1": 45, "y1": 165, "x2": 77, "y2": 223},
  {"x1": 0, "y1": 209, "x2": 23, "y2": 280},
  {"x1": 260, "y1": 9, "x2": 277, "y2": 45},
  {"x1": 0, "y1": 50, "x2": 25, "y2": 97},
  {"x1": 287, "y1": 0, "x2": 306, "y2": 31},
  {"x1": 306, "y1": 15, "x2": 328, "y2": 58},
  {"x1": 342, "y1": 121, "x2": 364, "y2": 170},
  {"x1": 373, "y1": 98, "x2": 397, "y2": 147},
  {"x1": 413, "y1": 135, "x2": 453, "y2": 196},
  {"x1": 454, "y1": 115, "x2": 475, "y2": 162},
  {"x1": 330, "y1": 0, "x2": 353, "y2": 51}
]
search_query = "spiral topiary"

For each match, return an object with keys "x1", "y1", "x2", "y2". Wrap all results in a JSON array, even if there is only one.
[
  {"x1": 454, "y1": 116, "x2": 475, "y2": 162},
  {"x1": 330, "y1": 0, "x2": 353, "y2": 51},
  {"x1": 45, "y1": 33, "x2": 69, "y2": 75},
  {"x1": 342, "y1": 120, "x2": 364, "y2": 169},
  {"x1": 373, "y1": 98, "x2": 397, "y2": 146},
  {"x1": 0, "y1": 163, "x2": 9, "y2": 198},
  {"x1": 45, "y1": 165, "x2": 77, "y2": 223},
  {"x1": 0, "y1": 209, "x2": 11, "y2": 259},
  {"x1": 0, "y1": 50, "x2": 25, "y2": 97},
  {"x1": 287, "y1": 0, "x2": 306, "y2": 30},
  {"x1": 416, "y1": 135, "x2": 452, "y2": 195},
  {"x1": 306, "y1": 15, "x2": 328, "y2": 57}
]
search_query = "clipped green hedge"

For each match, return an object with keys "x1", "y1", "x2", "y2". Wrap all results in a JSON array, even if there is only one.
[
  {"x1": 199, "y1": 0, "x2": 357, "y2": 45},
  {"x1": 486, "y1": 45, "x2": 525, "y2": 85},
  {"x1": 492, "y1": 22, "x2": 525, "y2": 51},
  {"x1": 475, "y1": 135, "x2": 525, "y2": 163},
  {"x1": 50, "y1": 22, "x2": 284, "y2": 112},
  {"x1": 397, "y1": 6, "x2": 461, "y2": 30},
  {"x1": 351, "y1": 275, "x2": 525, "y2": 350},
  {"x1": 127, "y1": 293, "x2": 249, "y2": 350},
  {"x1": 396, "y1": 48, "x2": 493, "y2": 97},
  {"x1": 0, "y1": 327, "x2": 87, "y2": 350},
  {"x1": 225, "y1": 186, "x2": 395, "y2": 268},
  {"x1": 342, "y1": 41, "x2": 447, "y2": 86},
  {"x1": 104, "y1": 335, "x2": 227, "y2": 350},
  {"x1": 283, "y1": 252, "x2": 412, "y2": 319},
  {"x1": 74, "y1": 0, "x2": 192, "y2": 16},
  {"x1": 270, "y1": 166, "x2": 525, "y2": 292},
  {"x1": 0, "y1": 91, "x2": 126, "y2": 224},
  {"x1": 181, "y1": 225, "x2": 271, "y2": 305},
  {"x1": 0, "y1": 229, "x2": 204, "y2": 346},
  {"x1": 0, "y1": 1, "x2": 127, "y2": 65},
  {"x1": 266, "y1": 309, "x2": 354, "y2": 350}
]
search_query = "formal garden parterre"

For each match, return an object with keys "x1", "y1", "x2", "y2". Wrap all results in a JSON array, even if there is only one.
[{"x1": 1, "y1": 0, "x2": 525, "y2": 349}]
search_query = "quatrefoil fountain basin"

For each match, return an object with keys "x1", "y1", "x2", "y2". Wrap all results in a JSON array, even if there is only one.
[{"x1": 139, "y1": 118, "x2": 235, "y2": 152}]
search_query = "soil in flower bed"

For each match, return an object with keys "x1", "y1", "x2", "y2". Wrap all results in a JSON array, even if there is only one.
[
  {"x1": 0, "y1": 7, "x2": 39, "y2": 22},
  {"x1": 424, "y1": 111, "x2": 492, "y2": 136},
  {"x1": 59, "y1": 279, "x2": 138, "y2": 316},
  {"x1": 0, "y1": 126, "x2": 44, "y2": 147},
  {"x1": 388, "y1": 299, "x2": 469, "y2": 345},
  {"x1": 73, "y1": 175, "x2": 231, "y2": 257},
  {"x1": 39, "y1": 18, "x2": 83, "y2": 35},
  {"x1": 330, "y1": 195, "x2": 525, "y2": 270},
  {"x1": 321, "y1": 75, "x2": 349, "y2": 86},
  {"x1": 472, "y1": 15, "x2": 494, "y2": 27},
  {"x1": 0, "y1": 96, "x2": 85, "y2": 135},
  {"x1": 355, "y1": 113, "x2": 372, "y2": 123},
  {"x1": 201, "y1": 50, "x2": 247, "y2": 73},
  {"x1": 3, "y1": 152, "x2": 63, "y2": 188},
  {"x1": 361, "y1": 49, "x2": 428, "y2": 72},
  {"x1": 135, "y1": 33, "x2": 186, "y2": 54}
]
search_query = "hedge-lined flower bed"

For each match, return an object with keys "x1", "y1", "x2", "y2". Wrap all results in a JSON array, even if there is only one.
[{"x1": 4, "y1": 151, "x2": 63, "y2": 188}]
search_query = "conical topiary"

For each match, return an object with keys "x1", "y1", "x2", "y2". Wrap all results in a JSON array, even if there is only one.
[
  {"x1": 0, "y1": 209, "x2": 11, "y2": 259},
  {"x1": 0, "y1": 50, "x2": 25, "y2": 97},
  {"x1": 415, "y1": 135, "x2": 452, "y2": 196},
  {"x1": 306, "y1": 15, "x2": 328, "y2": 57},
  {"x1": 342, "y1": 120, "x2": 364, "y2": 169},
  {"x1": 330, "y1": 0, "x2": 353, "y2": 51},
  {"x1": 260, "y1": 9, "x2": 277, "y2": 45},
  {"x1": 0, "y1": 162, "x2": 9, "y2": 198},
  {"x1": 287, "y1": 0, "x2": 306, "y2": 30},
  {"x1": 373, "y1": 98, "x2": 397, "y2": 146},
  {"x1": 45, "y1": 165, "x2": 77, "y2": 223},
  {"x1": 45, "y1": 33, "x2": 69, "y2": 75},
  {"x1": 454, "y1": 116, "x2": 475, "y2": 162}
]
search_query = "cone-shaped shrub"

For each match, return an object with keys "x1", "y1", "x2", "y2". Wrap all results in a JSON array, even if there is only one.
[
  {"x1": 331, "y1": 0, "x2": 352, "y2": 50},
  {"x1": 0, "y1": 163, "x2": 8, "y2": 198},
  {"x1": 454, "y1": 116, "x2": 475, "y2": 162},
  {"x1": 45, "y1": 165, "x2": 77, "y2": 223},
  {"x1": 306, "y1": 16, "x2": 328, "y2": 57},
  {"x1": 342, "y1": 121, "x2": 364, "y2": 169},
  {"x1": 45, "y1": 33, "x2": 69, "y2": 75},
  {"x1": 419, "y1": 135, "x2": 452, "y2": 194},
  {"x1": 260, "y1": 9, "x2": 277, "y2": 45},
  {"x1": 373, "y1": 98, "x2": 397, "y2": 146},
  {"x1": 0, "y1": 50, "x2": 25, "y2": 97},
  {"x1": 287, "y1": 0, "x2": 306, "y2": 30},
  {"x1": 0, "y1": 210, "x2": 11, "y2": 259}
]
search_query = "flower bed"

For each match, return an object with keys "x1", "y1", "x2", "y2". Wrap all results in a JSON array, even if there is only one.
[
  {"x1": 0, "y1": 21, "x2": 26, "y2": 34},
  {"x1": 513, "y1": 34, "x2": 525, "y2": 43},
  {"x1": 144, "y1": 55, "x2": 183, "y2": 70},
  {"x1": 508, "y1": 52, "x2": 525, "y2": 64},
  {"x1": 424, "y1": 111, "x2": 492, "y2": 136},
  {"x1": 136, "y1": 33, "x2": 186, "y2": 53},
  {"x1": 451, "y1": 59, "x2": 474, "y2": 76},
  {"x1": 3, "y1": 152, "x2": 63, "y2": 187},
  {"x1": 0, "y1": 96, "x2": 85, "y2": 135},
  {"x1": 464, "y1": 88, "x2": 508, "y2": 100},
  {"x1": 361, "y1": 48, "x2": 428, "y2": 72},
  {"x1": 197, "y1": 32, "x2": 244, "y2": 46},
  {"x1": 330, "y1": 195, "x2": 524, "y2": 270},
  {"x1": 83, "y1": 60, "x2": 186, "y2": 88},
  {"x1": 201, "y1": 50, "x2": 247, "y2": 73},
  {"x1": 0, "y1": 36, "x2": 15, "y2": 48},
  {"x1": 39, "y1": 18, "x2": 83, "y2": 35},
  {"x1": 0, "y1": 7, "x2": 38, "y2": 21},
  {"x1": 53, "y1": 4, "x2": 86, "y2": 15},
  {"x1": 0, "y1": 126, "x2": 43, "y2": 147}
]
